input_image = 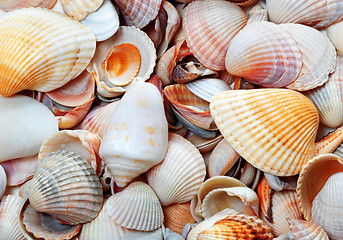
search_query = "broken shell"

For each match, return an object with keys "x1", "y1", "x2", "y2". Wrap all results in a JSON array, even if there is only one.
[
  {"x1": 0, "y1": 7, "x2": 96, "y2": 97},
  {"x1": 146, "y1": 133, "x2": 206, "y2": 206},
  {"x1": 0, "y1": 0, "x2": 56, "y2": 11},
  {"x1": 29, "y1": 150, "x2": 103, "y2": 225},
  {"x1": 287, "y1": 219, "x2": 329, "y2": 240},
  {"x1": 106, "y1": 181, "x2": 164, "y2": 231},
  {"x1": 163, "y1": 202, "x2": 196, "y2": 234},
  {"x1": 59, "y1": 0, "x2": 103, "y2": 21}
]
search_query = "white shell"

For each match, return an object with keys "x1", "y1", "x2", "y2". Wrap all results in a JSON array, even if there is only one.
[
  {"x1": 121, "y1": 228, "x2": 163, "y2": 240},
  {"x1": 327, "y1": 19, "x2": 343, "y2": 54},
  {"x1": 0, "y1": 165, "x2": 6, "y2": 199},
  {"x1": 186, "y1": 78, "x2": 231, "y2": 102}
]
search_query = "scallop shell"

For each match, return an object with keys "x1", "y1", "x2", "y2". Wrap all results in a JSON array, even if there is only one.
[
  {"x1": 0, "y1": 0, "x2": 56, "y2": 11},
  {"x1": 0, "y1": 7, "x2": 96, "y2": 97},
  {"x1": 183, "y1": 0, "x2": 247, "y2": 71},
  {"x1": 28, "y1": 150, "x2": 103, "y2": 225},
  {"x1": 0, "y1": 195, "x2": 26, "y2": 240},
  {"x1": 210, "y1": 89, "x2": 319, "y2": 176},
  {"x1": 99, "y1": 81, "x2": 168, "y2": 187},
  {"x1": 225, "y1": 21, "x2": 303, "y2": 88},
  {"x1": 287, "y1": 219, "x2": 329, "y2": 240},
  {"x1": 163, "y1": 202, "x2": 196, "y2": 234},
  {"x1": 106, "y1": 181, "x2": 164, "y2": 231},
  {"x1": 0, "y1": 95, "x2": 58, "y2": 162},
  {"x1": 146, "y1": 133, "x2": 206, "y2": 206},
  {"x1": 60, "y1": 0, "x2": 103, "y2": 21}
]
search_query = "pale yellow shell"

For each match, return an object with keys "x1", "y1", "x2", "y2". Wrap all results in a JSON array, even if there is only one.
[{"x1": 60, "y1": 0, "x2": 103, "y2": 21}]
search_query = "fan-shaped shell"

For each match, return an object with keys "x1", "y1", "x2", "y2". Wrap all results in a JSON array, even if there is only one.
[
  {"x1": 210, "y1": 89, "x2": 319, "y2": 176},
  {"x1": 287, "y1": 219, "x2": 329, "y2": 240},
  {"x1": 183, "y1": 0, "x2": 247, "y2": 71},
  {"x1": 146, "y1": 133, "x2": 206, "y2": 206},
  {"x1": 106, "y1": 181, "x2": 164, "y2": 231},
  {"x1": 0, "y1": 0, "x2": 56, "y2": 11},
  {"x1": 0, "y1": 7, "x2": 96, "y2": 97},
  {"x1": 29, "y1": 150, "x2": 103, "y2": 225},
  {"x1": 60, "y1": 0, "x2": 103, "y2": 21},
  {"x1": 163, "y1": 202, "x2": 196, "y2": 234}
]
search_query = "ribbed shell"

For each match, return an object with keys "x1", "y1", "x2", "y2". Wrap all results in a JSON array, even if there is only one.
[
  {"x1": 163, "y1": 202, "x2": 196, "y2": 234},
  {"x1": 183, "y1": 0, "x2": 247, "y2": 70},
  {"x1": 225, "y1": 21, "x2": 302, "y2": 88},
  {"x1": 28, "y1": 150, "x2": 103, "y2": 225},
  {"x1": 60, "y1": 0, "x2": 103, "y2": 21},
  {"x1": 210, "y1": 89, "x2": 319, "y2": 176},
  {"x1": 146, "y1": 133, "x2": 206, "y2": 206},
  {"x1": 304, "y1": 56, "x2": 343, "y2": 127},
  {"x1": 112, "y1": 0, "x2": 162, "y2": 28},
  {"x1": 0, "y1": 0, "x2": 56, "y2": 11},
  {"x1": 287, "y1": 219, "x2": 329, "y2": 240},
  {"x1": 106, "y1": 181, "x2": 164, "y2": 231},
  {"x1": 0, "y1": 195, "x2": 26, "y2": 240},
  {"x1": 0, "y1": 7, "x2": 95, "y2": 97},
  {"x1": 282, "y1": 23, "x2": 336, "y2": 91}
]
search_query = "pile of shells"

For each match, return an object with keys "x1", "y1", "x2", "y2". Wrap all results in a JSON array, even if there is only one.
[{"x1": 2, "y1": 0, "x2": 343, "y2": 239}]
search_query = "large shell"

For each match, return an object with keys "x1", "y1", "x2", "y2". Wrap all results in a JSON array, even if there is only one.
[
  {"x1": 225, "y1": 21, "x2": 303, "y2": 88},
  {"x1": 0, "y1": 7, "x2": 96, "y2": 97},
  {"x1": 99, "y1": 81, "x2": 168, "y2": 187},
  {"x1": 210, "y1": 89, "x2": 319, "y2": 176},
  {"x1": 0, "y1": 0, "x2": 56, "y2": 11},
  {"x1": 146, "y1": 133, "x2": 206, "y2": 206},
  {"x1": 106, "y1": 181, "x2": 164, "y2": 231},
  {"x1": 28, "y1": 150, "x2": 103, "y2": 225},
  {"x1": 183, "y1": 0, "x2": 247, "y2": 71},
  {"x1": 287, "y1": 219, "x2": 329, "y2": 240},
  {"x1": 60, "y1": 0, "x2": 103, "y2": 21},
  {"x1": 0, "y1": 95, "x2": 58, "y2": 162}
]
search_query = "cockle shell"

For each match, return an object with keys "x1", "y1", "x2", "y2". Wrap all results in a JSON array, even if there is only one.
[
  {"x1": 183, "y1": 0, "x2": 247, "y2": 71},
  {"x1": 0, "y1": 0, "x2": 56, "y2": 11},
  {"x1": 0, "y1": 95, "x2": 58, "y2": 162},
  {"x1": 0, "y1": 7, "x2": 96, "y2": 97},
  {"x1": 59, "y1": 0, "x2": 103, "y2": 21},
  {"x1": 287, "y1": 219, "x2": 329, "y2": 240},
  {"x1": 106, "y1": 181, "x2": 164, "y2": 231},
  {"x1": 210, "y1": 89, "x2": 319, "y2": 176},
  {"x1": 163, "y1": 202, "x2": 196, "y2": 234},
  {"x1": 146, "y1": 133, "x2": 206, "y2": 206},
  {"x1": 29, "y1": 150, "x2": 103, "y2": 225},
  {"x1": 99, "y1": 81, "x2": 168, "y2": 187}
]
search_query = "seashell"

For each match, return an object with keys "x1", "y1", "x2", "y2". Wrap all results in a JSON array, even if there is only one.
[
  {"x1": 225, "y1": 21, "x2": 303, "y2": 88},
  {"x1": 304, "y1": 56, "x2": 343, "y2": 127},
  {"x1": 210, "y1": 89, "x2": 319, "y2": 176},
  {"x1": 162, "y1": 227, "x2": 184, "y2": 240},
  {"x1": 0, "y1": 165, "x2": 6, "y2": 199},
  {"x1": 78, "y1": 100, "x2": 120, "y2": 138},
  {"x1": 122, "y1": 228, "x2": 163, "y2": 240},
  {"x1": 326, "y1": 19, "x2": 343, "y2": 54},
  {"x1": 79, "y1": 199, "x2": 129, "y2": 240},
  {"x1": 0, "y1": 0, "x2": 56, "y2": 11},
  {"x1": 19, "y1": 178, "x2": 33, "y2": 199},
  {"x1": 0, "y1": 195, "x2": 26, "y2": 240},
  {"x1": 201, "y1": 186, "x2": 259, "y2": 219},
  {"x1": 247, "y1": 8, "x2": 269, "y2": 23},
  {"x1": 164, "y1": 84, "x2": 216, "y2": 130},
  {"x1": 106, "y1": 181, "x2": 164, "y2": 231},
  {"x1": 207, "y1": 138, "x2": 240, "y2": 177},
  {"x1": 99, "y1": 81, "x2": 168, "y2": 187},
  {"x1": 257, "y1": 176, "x2": 273, "y2": 222},
  {"x1": 171, "y1": 62, "x2": 216, "y2": 84},
  {"x1": 239, "y1": 162, "x2": 257, "y2": 187},
  {"x1": 113, "y1": 0, "x2": 162, "y2": 28},
  {"x1": 282, "y1": 23, "x2": 336, "y2": 91},
  {"x1": 185, "y1": 131, "x2": 223, "y2": 153},
  {"x1": 297, "y1": 153, "x2": 343, "y2": 239},
  {"x1": 60, "y1": 0, "x2": 103, "y2": 21},
  {"x1": 81, "y1": 0, "x2": 119, "y2": 42},
  {"x1": 38, "y1": 130, "x2": 102, "y2": 176},
  {"x1": 0, "y1": 7, "x2": 96, "y2": 97},
  {"x1": 163, "y1": 202, "x2": 196, "y2": 234},
  {"x1": 230, "y1": 0, "x2": 260, "y2": 7},
  {"x1": 90, "y1": 26, "x2": 156, "y2": 98},
  {"x1": 264, "y1": 173, "x2": 298, "y2": 192},
  {"x1": 0, "y1": 95, "x2": 58, "y2": 162},
  {"x1": 28, "y1": 150, "x2": 103, "y2": 225},
  {"x1": 183, "y1": 0, "x2": 247, "y2": 70},
  {"x1": 187, "y1": 208, "x2": 273, "y2": 240},
  {"x1": 287, "y1": 219, "x2": 329, "y2": 240},
  {"x1": 146, "y1": 133, "x2": 206, "y2": 206}
]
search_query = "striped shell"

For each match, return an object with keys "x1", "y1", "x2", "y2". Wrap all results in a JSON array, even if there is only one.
[
  {"x1": 0, "y1": 0, "x2": 56, "y2": 11},
  {"x1": 287, "y1": 219, "x2": 329, "y2": 240},
  {"x1": 60, "y1": 0, "x2": 103, "y2": 21},
  {"x1": 163, "y1": 202, "x2": 196, "y2": 234}
]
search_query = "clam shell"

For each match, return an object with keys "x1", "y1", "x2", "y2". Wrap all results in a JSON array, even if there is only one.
[
  {"x1": 0, "y1": 95, "x2": 58, "y2": 162},
  {"x1": 99, "y1": 81, "x2": 168, "y2": 187},
  {"x1": 225, "y1": 21, "x2": 302, "y2": 88},
  {"x1": 326, "y1": 19, "x2": 343, "y2": 54},
  {"x1": 163, "y1": 202, "x2": 196, "y2": 234},
  {"x1": 60, "y1": 0, "x2": 103, "y2": 21},
  {"x1": 0, "y1": 0, "x2": 56, "y2": 11},
  {"x1": 210, "y1": 89, "x2": 319, "y2": 176},
  {"x1": 146, "y1": 133, "x2": 206, "y2": 206},
  {"x1": 29, "y1": 150, "x2": 103, "y2": 225},
  {"x1": 287, "y1": 219, "x2": 329, "y2": 240},
  {"x1": 0, "y1": 7, "x2": 96, "y2": 97},
  {"x1": 183, "y1": 0, "x2": 247, "y2": 70},
  {"x1": 0, "y1": 195, "x2": 26, "y2": 240},
  {"x1": 106, "y1": 181, "x2": 164, "y2": 231},
  {"x1": 113, "y1": 0, "x2": 162, "y2": 28}
]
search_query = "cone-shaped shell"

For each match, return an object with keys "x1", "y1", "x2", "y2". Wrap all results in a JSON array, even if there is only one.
[
  {"x1": 28, "y1": 150, "x2": 103, "y2": 225},
  {"x1": 225, "y1": 21, "x2": 303, "y2": 88},
  {"x1": 0, "y1": 0, "x2": 56, "y2": 11},
  {"x1": 99, "y1": 81, "x2": 168, "y2": 187},
  {"x1": 210, "y1": 89, "x2": 319, "y2": 176},
  {"x1": 287, "y1": 219, "x2": 329, "y2": 240},
  {"x1": 163, "y1": 202, "x2": 196, "y2": 234},
  {"x1": 0, "y1": 7, "x2": 96, "y2": 97},
  {"x1": 60, "y1": 0, "x2": 103, "y2": 21},
  {"x1": 183, "y1": 0, "x2": 247, "y2": 70},
  {"x1": 146, "y1": 133, "x2": 206, "y2": 206},
  {"x1": 106, "y1": 181, "x2": 164, "y2": 231}
]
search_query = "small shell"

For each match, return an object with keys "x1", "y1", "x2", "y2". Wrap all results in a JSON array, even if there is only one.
[
  {"x1": 0, "y1": 165, "x2": 6, "y2": 198},
  {"x1": 29, "y1": 150, "x2": 103, "y2": 225},
  {"x1": 106, "y1": 181, "x2": 164, "y2": 231},
  {"x1": 60, "y1": 0, "x2": 103, "y2": 21},
  {"x1": 287, "y1": 219, "x2": 329, "y2": 240},
  {"x1": 0, "y1": 0, "x2": 56, "y2": 11},
  {"x1": 146, "y1": 133, "x2": 206, "y2": 206},
  {"x1": 264, "y1": 173, "x2": 298, "y2": 191},
  {"x1": 163, "y1": 202, "x2": 196, "y2": 234},
  {"x1": 186, "y1": 132, "x2": 223, "y2": 153}
]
